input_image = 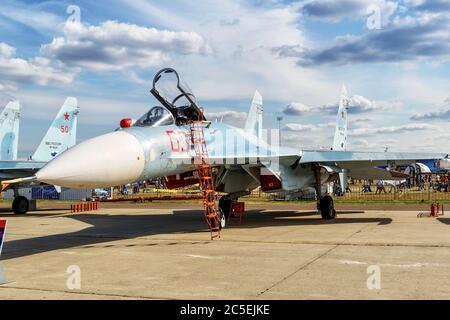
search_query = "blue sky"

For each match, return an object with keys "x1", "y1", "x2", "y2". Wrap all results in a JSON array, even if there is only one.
[{"x1": 0, "y1": 0, "x2": 449, "y2": 157}]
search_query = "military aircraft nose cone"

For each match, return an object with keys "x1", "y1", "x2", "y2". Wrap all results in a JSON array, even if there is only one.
[{"x1": 36, "y1": 131, "x2": 145, "y2": 188}]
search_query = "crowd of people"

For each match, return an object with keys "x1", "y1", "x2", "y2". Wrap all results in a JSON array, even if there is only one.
[
  {"x1": 357, "y1": 173, "x2": 450, "y2": 194},
  {"x1": 118, "y1": 178, "x2": 166, "y2": 195}
]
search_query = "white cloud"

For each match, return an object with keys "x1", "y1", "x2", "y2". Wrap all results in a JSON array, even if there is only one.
[
  {"x1": 283, "y1": 122, "x2": 334, "y2": 132},
  {"x1": 301, "y1": 0, "x2": 398, "y2": 25},
  {"x1": 283, "y1": 94, "x2": 388, "y2": 116},
  {"x1": 283, "y1": 102, "x2": 312, "y2": 116},
  {"x1": 351, "y1": 138, "x2": 398, "y2": 151},
  {"x1": 350, "y1": 122, "x2": 437, "y2": 135},
  {"x1": 411, "y1": 98, "x2": 450, "y2": 120},
  {"x1": 40, "y1": 21, "x2": 211, "y2": 72},
  {"x1": 0, "y1": 82, "x2": 17, "y2": 92},
  {"x1": 205, "y1": 110, "x2": 247, "y2": 126},
  {"x1": 0, "y1": 42, "x2": 75, "y2": 85},
  {"x1": 154, "y1": 1, "x2": 339, "y2": 103},
  {"x1": 295, "y1": 11, "x2": 450, "y2": 66},
  {"x1": 0, "y1": 0, "x2": 64, "y2": 34}
]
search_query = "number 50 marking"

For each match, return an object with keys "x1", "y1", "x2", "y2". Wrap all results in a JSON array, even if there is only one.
[{"x1": 60, "y1": 125, "x2": 69, "y2": 133}]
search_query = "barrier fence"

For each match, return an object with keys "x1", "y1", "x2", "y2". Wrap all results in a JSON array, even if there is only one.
[
  {"x1": 244, "y1": 183, "x2": 450, "y2": 202},
  {"x1": 70, "y1": 202, "x2": 100, "y2": 213},
  {"x1": 111, "y1": 179, "x2": 450, "y2": 203}
]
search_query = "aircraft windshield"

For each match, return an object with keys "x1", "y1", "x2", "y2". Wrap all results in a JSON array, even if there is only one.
[{"x1": 134, "y1": 106, "x2": 174, "y2": 127}]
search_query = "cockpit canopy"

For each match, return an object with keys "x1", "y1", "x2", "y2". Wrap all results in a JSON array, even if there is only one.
[
  {"x1": 134, "y1": 106, "x2": 174, "y2": 127},
  {"x1": 150, "y1": 68, "x2": 205, "y2": 125}
]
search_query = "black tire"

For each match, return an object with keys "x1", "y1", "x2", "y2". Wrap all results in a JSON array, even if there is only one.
[
  {"x1": 12, "y1": 196, "x2": 29, "y2": 215},
  {"x1": 319, "y1": 195, "x2": 336, "y2": 220},
  {"x1": 218, "y1": 197, "x2": 232, "y2": 218},
  {"x1": 209, "y1": 212, "x2": 225, "y2": 230},
  {"x1": 217, "y1": 211, "x2": 226, "y2": 229}
]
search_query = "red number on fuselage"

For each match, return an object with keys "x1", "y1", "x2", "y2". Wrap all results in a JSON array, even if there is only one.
[{"x1": 166, "y1": 130, "x2": 189, "y2": 152}]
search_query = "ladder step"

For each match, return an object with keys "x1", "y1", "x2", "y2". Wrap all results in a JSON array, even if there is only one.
[
  {"x1": 190, "y1": 120, "x2": 221, "y2": 240},
  {"x1": 203, "y1": 201, "x2": 216, "y2": 205}
]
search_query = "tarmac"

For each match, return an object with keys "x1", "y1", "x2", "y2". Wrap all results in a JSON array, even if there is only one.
[{"x1": 0, "y1": 203, "x2": 450, "y2": 299}]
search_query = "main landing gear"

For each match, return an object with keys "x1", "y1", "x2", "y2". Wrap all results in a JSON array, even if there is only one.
[
  {"x1": 318, "y1": 195, "x2": 336, "y2": 220},
  {"x1": 313, "y1": 164, "x2": 336, "y2": 220},
  {"x1": 218, "y1": 197, "x2": 232, "y2": 218},
  {"x1": 12, "y1": 188, "x2": 29, "y2": 215}
]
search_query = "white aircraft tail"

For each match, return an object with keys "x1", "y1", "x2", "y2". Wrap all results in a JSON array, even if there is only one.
[
  {"x1": 0, "y1": 101, "x2": 20, "y2": 161},
  {"x1": 332, "y1": 85, "x2": 348, "y2": 151},
  {"x1": 244, "y1": 90, "x2": 263, "y2": 139},
  {"x1": 32, "y1": 97, "x2": 79, "y2": 161}
]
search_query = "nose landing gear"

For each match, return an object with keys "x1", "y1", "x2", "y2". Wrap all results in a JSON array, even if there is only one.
[{"x1": 12, "y1": 195, "x2": 29, "y2": 215}]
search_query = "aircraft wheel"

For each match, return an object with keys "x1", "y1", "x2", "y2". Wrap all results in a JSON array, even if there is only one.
[
  {"x1": 319, "y1": 195, "x2": 336, "y2": 220},
  {"x1": 210, "y1": 211, "x2": 225, "y2": 230},
  {"x1": 218, "y1": 211, "x2": 226, "y2": 229},
  {"x1": 218, "y1": 197, "x2": 232, "y2": 218},
  {"x1": 12, "y1": 196, "x2": 29, "y2": 215}
]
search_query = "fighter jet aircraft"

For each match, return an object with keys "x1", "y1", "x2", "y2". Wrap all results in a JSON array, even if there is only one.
[
  {"x1": 0, "y1": 101, "x2": 21, "y2": 161},
  {"x1": 10, "y1": 68, "x2": 449, "y2": 223},
  {"x1": 0, "y1": 97, "x2": 79, "y2": 214}
]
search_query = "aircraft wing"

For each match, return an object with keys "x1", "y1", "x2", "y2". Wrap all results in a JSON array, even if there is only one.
[
  {"x1": 0, "y1": 161, "x2": 46, "y2": 180},
  {"x1": 299, "y1": 150, "x2": 448, "y2": 165},
  {"x1": 203, "y1": 150, "x2": 446, "y2": 166},
  {"x1": 195, "y1": 149, "x2": 448, "y2": 180}
]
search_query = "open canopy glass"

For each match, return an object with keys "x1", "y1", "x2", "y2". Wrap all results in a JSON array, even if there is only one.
[{"x1": 150, "y1": 68, "x2": 205, "y2": 124}]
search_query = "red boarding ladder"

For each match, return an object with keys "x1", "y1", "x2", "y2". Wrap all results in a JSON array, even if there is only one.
[{"x1": 190, "y1": 119, "x2": 221, "y2": 240}]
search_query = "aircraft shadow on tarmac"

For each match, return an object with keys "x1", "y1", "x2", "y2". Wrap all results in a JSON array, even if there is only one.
[
  {"x1": 1, "y1": 209, "x2": 391, "y2": 261},
  {"x1": 437, "y1": 218, "x2": 450, "y2": 225},
  {"x1": 0, "y1": 208, "x2": 68, "y2": 217}
]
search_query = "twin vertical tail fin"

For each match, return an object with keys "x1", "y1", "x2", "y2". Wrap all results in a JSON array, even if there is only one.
[
  {"x1": 244, "y1": 90, "x2": 263, "y2": 139},
  {"x1": 332, "y1": 85, "x2": 349, "y2": 151},
  {"x1": 332, "y1": 85, "x2": 349, "y2": 192},
  {"x1": 32, "y1": 97, "x2": 79, "y2": 162},
  {"x1": 0, "y1": 101, "x2": 20, "y2": 161}
]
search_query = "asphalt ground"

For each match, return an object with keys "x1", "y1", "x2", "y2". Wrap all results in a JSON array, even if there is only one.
[{"x1": 0, "y1": 202, "x2": 449, "y2": 299}]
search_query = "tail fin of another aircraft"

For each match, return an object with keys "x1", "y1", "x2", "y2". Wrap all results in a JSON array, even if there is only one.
[
  {"x1": 32, "y1": 97, "x2": 79, "y2": 162},
  {"x1": 332, "y1": 85, "x2": 348, "y2": 151},
  {"x1": 0, "y1": 101, "x2": 20, "y2": 161},
  {"x1": 244, "y1": 90, "x2": 263, "y2": 139}
]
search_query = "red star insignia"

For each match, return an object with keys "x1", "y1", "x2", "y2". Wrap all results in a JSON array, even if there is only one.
[{"x1": 64, "y1": 112, "x2": 69, "y2": 121}]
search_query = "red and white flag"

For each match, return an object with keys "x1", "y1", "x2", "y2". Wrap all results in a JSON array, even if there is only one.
[{"x1": 0, "y1": 220, "x2": 6, "y2": 257}]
